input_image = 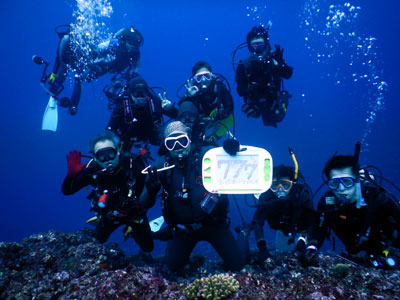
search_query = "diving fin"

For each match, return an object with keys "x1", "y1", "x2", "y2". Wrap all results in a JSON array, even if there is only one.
[
  {"x1": 149, "y1": 216, "x2": 164, "y2": 233},
  {"x1": 42, "y1": 96, "x2": 58, "y2": 131}
]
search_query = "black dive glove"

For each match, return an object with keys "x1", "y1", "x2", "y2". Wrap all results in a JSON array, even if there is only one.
[
  {"x1": 256, "y1": 240, "x2": 270, "y2": 264},
  {"x1": 146, "y1": 167, "x2": 161, "y2": 194},
  {"x1": 293, "y1": 237, "x2": 307, "y2": 254},
  {"x1": 274, "y1": 45, "x2": 285, "y2": 65},
  {"x1": 299, "y1": 245, "x2": 319, "y2": 267},
  {"x1": 242, "y1": 102, "x2": 261, "y2": 118},
  {"x1": 223, "y1": 138, "x2": 240, "y2": 156}
]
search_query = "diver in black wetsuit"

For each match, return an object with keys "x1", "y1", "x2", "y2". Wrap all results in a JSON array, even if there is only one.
[
  {"x1": 252, "y1": 165, "x2": 314, "y2": 263},
  {"x1": 141, "y1": 121, "x2": 247, "y2": 272},
  {"x1": 303, "y1": 151, "x2": 400, "y2": 268},
  {"x1": 61, "y1": 131, "x2": 154, "y2": 251},
  {"x1": 235, "y1": 25, "x2": 293, "y2": 127},
  {"x1": 179, "y1": 61, "x2": 234, "y2": 144},
  {"x1": 47, "y1": 26, "x2": 143, "y2": 115},
  {"x1": 106, "y1": 74, "x2": 178, "y2": 152}
]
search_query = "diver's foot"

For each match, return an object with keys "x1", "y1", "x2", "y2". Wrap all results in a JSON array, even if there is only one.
[
  {"x1": 59, "y1": 97, "x2": 72, "y2": 108},
  {"x1": 69, "y1": 106, "x2": 78, "y2": 116}
]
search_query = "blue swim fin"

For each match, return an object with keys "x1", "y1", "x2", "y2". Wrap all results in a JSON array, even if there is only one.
[
  {"x1": 42, "y1": 96, "x2": 58, "y2": 131},
  {"x1": 149, "y1": 216, "x2": 165, "y2": 233}
]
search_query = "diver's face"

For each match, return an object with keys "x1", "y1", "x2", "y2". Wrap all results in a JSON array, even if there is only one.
[
  {"x1": 192, "y1": 67, "x2": 213, "y2": 92},
  {"x1": 93, "y1": 140, "x2": 119, "y2": 172},
  {"x1": 165, "y1": 133, "x2": 191, "y2": 161},
  {"x1": 329, "y1": 167, "x2": 357, "y2": 204},
  {"x1": 250, "y1": 37, "x2": 267, "y2": 55},
  {"x1": 131, "y1": 88, "x2": 148, "y2": 107},
  {"x1": 271, "y1": 176, "x2": 292, "y2": 199}
]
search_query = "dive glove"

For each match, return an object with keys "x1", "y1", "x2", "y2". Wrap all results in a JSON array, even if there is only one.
[{"x1": 66, "y1": 150, "x2": 87, "y2": 178}]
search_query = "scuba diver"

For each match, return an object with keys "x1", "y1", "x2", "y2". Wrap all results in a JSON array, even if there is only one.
[
  {"x1": 303, "y1": 142, "x2": 400, "y2": 268},
  {"x1": 34, "y1": 26, "x2": 143, "y2": 131},
  {"x1": 106, "y1": 74, "x2": 178, "y2": 152},
  {"x1": 178, "y1": 61, "x2": 235, "y2": 144},
  {"x1": 61, "y1": 131, "x2": 154, "y2": 252},
  {"x1": 140, "y1": 121, "x2": 247, "y2": 272},
  {"x1": 234, "y1": 24, "x2": 293, "y2": 128},
  {"x1": 251, "y1": 162, "x2": 314, "y2": 264}
]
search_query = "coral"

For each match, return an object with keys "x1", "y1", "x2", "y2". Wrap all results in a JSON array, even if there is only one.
[
  {"x1": 1, "y1": 229, "x2": 400, "y2": 299},
  {"x1": 183, "y1": 273, "x2": 240, "y2": 300}
]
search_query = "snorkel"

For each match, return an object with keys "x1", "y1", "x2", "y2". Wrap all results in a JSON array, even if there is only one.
[
  {"x1": 288, "y1": 147, "x2": 298, "y2": 184},
  {"x1": 353, "y1": 142, "x2": 366, "y2": 208}
]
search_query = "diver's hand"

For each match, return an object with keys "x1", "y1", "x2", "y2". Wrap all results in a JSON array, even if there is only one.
[
  {"x1": 242, "y1": 102, "x2": 261, "y2": 118},
  {"x1": 274, "y1": 44, "x2": 285, "y2": 65},
  {"x1": 299, "y1": 245, "x2": 319, "y2": 267},
  {"x1": 355, "y1": 234, "x2": 369, "y2": 250},
  {"x1": 66, "y1": 150, "x2": 87, "y2": 178},
  {"x1": 159, "y1": 92, "x2": 172, "y2": 110},
  {"x1": 146, "y1": 167, "x2": 161, "y2": 194},
  {"x1": 223, "y1": 138, "x2": 240, "y2": 156},
  {"x1": 185, "y1": 80, "x2": 199, "y2": 97},
  {"x1": 256, "y1": 241, "x2": 270, "y2": 265},
  {"x1": 293, "y1": 237, "x2": 307, "y2": 254}
]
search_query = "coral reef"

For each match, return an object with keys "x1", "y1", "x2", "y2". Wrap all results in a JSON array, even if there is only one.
[
  {"x1": 1, "y1": 229, "x2": 400, "y2": 299},
  {"x1": 183, "y1": 273, "x2": 239, "y2": 300}
]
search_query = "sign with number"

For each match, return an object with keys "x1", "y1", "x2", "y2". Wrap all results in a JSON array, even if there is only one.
[{"x1": 202, "y1": 146, "x2": 273, "y2": 194}]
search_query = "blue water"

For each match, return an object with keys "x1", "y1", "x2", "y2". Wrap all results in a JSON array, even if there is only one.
[{"x1": 1, "y1": 0, "x2": 399, "y2": 257}]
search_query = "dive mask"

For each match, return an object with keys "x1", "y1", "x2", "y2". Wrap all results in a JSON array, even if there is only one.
[
  {"x1": 192, "y1": 71, "x2": 213, "y2": 92},
  {"x1": 270, "y1": 179, "x2": 293, "y2": 193},
  {"x1": 94, "y1": 147, "x2": 118, "y2": 163},
  {"x1": 250, "y1": 41, "x2": 267, "y2": 55},
  {"x1": 328, "y1": 177, "x2": 356, "y2": 190},
  {"x1": 164, "y1": 134, "x2": 191, "y2": 151},
  {"x1": 131, "y1": 88, "x2": 148, "y2": 106}
]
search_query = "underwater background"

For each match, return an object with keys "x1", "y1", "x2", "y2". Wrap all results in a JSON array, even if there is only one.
[{"x1": 0, "y1": 0, "x2": 399, "y2": 258}]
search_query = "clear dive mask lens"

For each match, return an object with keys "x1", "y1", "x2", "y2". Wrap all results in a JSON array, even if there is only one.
[
  {"x1": 131, "y1": 88, "x2": 148, "y2": 106},
  {"x1": 192, "y1": 71, "x2": 213, "y2": 84},
  {"x1": 328, "y1": 177, "x2": 356, "y2": 190},
  {"x1": 164, "y1": 134, "x2": 190, "y2": 151},
  {"x1": 250, "y1": 41, "x2": 267, "y2": 54},
  {"x1": 270, "y1": 179, "x2": 293, "y2": 192},
  {"x1": 94, "y1": 147, "x2": 118, "y2": 163}
]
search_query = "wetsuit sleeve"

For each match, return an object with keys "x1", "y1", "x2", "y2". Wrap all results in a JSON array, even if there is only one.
[
  {"x1": 61, "y1": 164, "x2": 94, "y2": 195},
  {"x1": 380, "y1": 193, "x2": 400, "y2": 233},
  {"x1": 162, "y1": 104, "x2": 178, "y2": 119},
  {"x1": 235, "y1": 61, "x2": 248, "y2": 98},
  {"x1": 271, "y1": 52, "x2": 293, "y2": 80},
  {"x1": 306, "y1": 196, "x2": 330, "y2": 249},
  {"x1": 138, "y1": 157, "x2": 165, "y2": 210},
  {"x1": 106, "y1": 105, "x2": 124, "y2": 134},
  {"x1": 279, "y1": 63, "x2": 293, "y2": 80},
  {"x1": 218, "y1": 84, "x2": 234, "y2": 120},
  {"x1": 252, "y1": 193, "x2": 268, "y2": 244}
]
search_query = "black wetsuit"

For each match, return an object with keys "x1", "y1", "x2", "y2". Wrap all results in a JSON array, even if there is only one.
[
  {"x1": 107, "y1": 88, "x2": 178, "y2": 151},
  {"x1": 61, "y1": 153, "x2": 153, "y2": 251},
  {"x1": 179, "y1": 80, "x2": 234, "y2": 143},
  {"x1": 309, "y1": 185, "x2": 400, "y2": 255},
  {"x1": 145, "y1": 144, "x2": 246, "y2": 272},
  {"x1": 235, "y1": 51, "x2": 293, "y2": 127},
  {"x1": 252, "y1": 184, "x2": 313, "y2": 247}
]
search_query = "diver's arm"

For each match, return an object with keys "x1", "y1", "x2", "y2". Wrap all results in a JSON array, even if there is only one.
[
  {"x1": 162, "y1": 104, "x2": 178, "y2": 119},
  {"x1": 218, "y1": 85, "x2": 234, "y2": 120},
  {"x1": 235, "y1": 62, "x2": 249, "y2": 97},
  {"x1": 61, "y1": 166, "x2": 93, "y2": 195},
  {"x1": 306, "y1": 199, "x2": 331, "y2": 249},
  {"x1": 138, "y1": 158, "x2": 164, "y2": 210},
  {"x1": 381, "y1": 192, "x2": 400, "y2": 229},
  {"x1": 252, "y1": 195, "x2": 268, "y2": 245}
]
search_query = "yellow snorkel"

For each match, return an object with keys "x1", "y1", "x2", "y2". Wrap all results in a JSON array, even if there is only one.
[{"x1": 288, "y1": 147, "x2": 298, "y2": 184}]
